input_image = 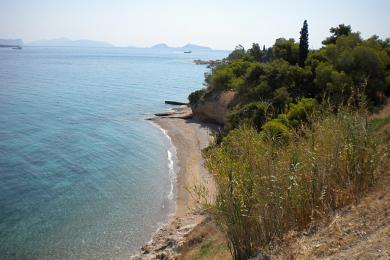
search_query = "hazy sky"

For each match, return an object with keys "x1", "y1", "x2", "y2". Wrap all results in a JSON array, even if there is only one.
[{"x1": 0, "y1": 0, "x2": 389, "y2": 50}]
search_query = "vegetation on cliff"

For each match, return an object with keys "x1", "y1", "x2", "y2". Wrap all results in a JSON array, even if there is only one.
[
  {"x1": 191, "y1": 22, "x2": 390, "y2": 259},
  {"x1": 190, "y1": 23, "x2": 390, "y2": 130}
]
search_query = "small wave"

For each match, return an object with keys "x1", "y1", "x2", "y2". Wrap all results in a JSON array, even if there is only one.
[
  {"x1": 160, "y1": 127, "x2": 172, "y2": 142},
  {"x1": 148, "y1": 121, "x2": 178, "y2": 202},
  {"x1": 167, "y1": 150, "x2": 175, "y2": 200},
  {"x1": 142, "y1": 120, "x2": 179, "y2": 252}
]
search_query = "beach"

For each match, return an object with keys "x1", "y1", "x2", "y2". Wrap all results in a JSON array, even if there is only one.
[{"x1": 133, "y1": 106, "x2": 219, "y2": 259}]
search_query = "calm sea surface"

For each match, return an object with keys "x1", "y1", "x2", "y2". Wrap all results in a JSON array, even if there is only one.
[{"x1": 0, "y1": 47, "x2": 228, "y2": 259}]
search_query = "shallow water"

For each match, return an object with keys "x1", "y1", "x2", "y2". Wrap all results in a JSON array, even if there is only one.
[{"x1": 0, "y1": 46, "x2": 228, "y2": 258}]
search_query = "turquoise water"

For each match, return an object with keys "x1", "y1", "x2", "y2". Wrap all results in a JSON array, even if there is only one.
[{"x1": 0, "y1": 47, "x2": 228, "y2": 259}]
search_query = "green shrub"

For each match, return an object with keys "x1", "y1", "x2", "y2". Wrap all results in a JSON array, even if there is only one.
[
  {"x1": 209, "y1": 61, "x2": 253, "y2": 91},
  {"x1": 188, "y1": 88, "x2": 206, "y2": 104},
  {"x1": 211, "y1": 66, "x2": 234, "y2": 91},
  {"x1": 287, "y1": 98, "x2": 318, "y2": 127},
  {"x1": 261, "y1": 119, "x2": 292, "y2": 145},
  {"x1": 226, "y1": 102, "x2": 272, "y2": 131},
  {"x1": 273, "y1": 86, "x2": 292, "y2": 111}
]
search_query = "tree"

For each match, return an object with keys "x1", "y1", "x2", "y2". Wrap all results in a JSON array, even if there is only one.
[
  {"x1": 322, "y1": 24, "x2": 352, "y2": 45},
  {"x1": 273, "y1": 38, "x2": 299, "y2": 65},
  {"x1": 248, "y1": 43, "x2": 262, "y2": 62},
  {"x1": 314, "y1": 62, "x2": 353, "y2": 105},
  {"x1": 227, "y1": 45, "x2": 247, "y2": 60},
  {"x1": 299, "y1": 20, "x2": 309, "y2": 67}
]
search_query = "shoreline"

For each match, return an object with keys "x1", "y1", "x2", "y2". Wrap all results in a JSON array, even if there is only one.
[{"x1": 132, "y1": 106, "x2": 218, "y2": 259}]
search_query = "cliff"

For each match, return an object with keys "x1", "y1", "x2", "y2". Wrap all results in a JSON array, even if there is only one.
[{"x1": 190, "y1": 90, "x2": 236, "y2": 125}]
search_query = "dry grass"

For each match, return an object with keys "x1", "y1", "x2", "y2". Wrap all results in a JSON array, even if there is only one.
[
  {"x1": 178, "y1": 217, "x2": 231, "y2": 260},
  {"x1": 202, "y1": 109, "x2": 382, "y2": 259},
  {"x1": 271, "y1": 170, "x2": 390, "y2": 259}
]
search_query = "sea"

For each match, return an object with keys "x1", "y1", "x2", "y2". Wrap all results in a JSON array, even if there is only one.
[{"x1": 0, "y1": 46, "x2": 228, "y2": 259}]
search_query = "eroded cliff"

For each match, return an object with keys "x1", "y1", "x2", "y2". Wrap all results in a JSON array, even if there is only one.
[{"x1": 190, "y1": 90, "x2": 235, "y2": 125}]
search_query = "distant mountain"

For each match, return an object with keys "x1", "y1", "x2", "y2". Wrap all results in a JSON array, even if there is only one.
[
  {"x1": 151, "y1": 43, "x2": 171, "y2": 49},
  {"x1": 27, "y1": 38, "x2": 113, "y2": 47},
  {"x1": 180, "y1": 43, "x2": 211, "y2": 51},
  {"x1": 0, "y1": 39, "x2": 23, "y2": 46},
  {"x1": 150, "y1": 43, "x2": 212, "y2": 51}
]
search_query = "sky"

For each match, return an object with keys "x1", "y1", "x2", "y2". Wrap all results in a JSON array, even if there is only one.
[{"x1": 0, "y1": 0, "x2": 389, "y2": 50}]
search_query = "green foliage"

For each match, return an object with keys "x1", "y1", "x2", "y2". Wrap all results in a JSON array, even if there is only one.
[
  {"x1": 246, "y1": 43, "x2": 273, "y2": 63},
  {"x1": 263, "y1": 46, "x2": 273, "y2": 62},
  {"x1": 286, "y1": 98, "x2": 318, "y2": 127},
  {"x1": 208, "y1": 61, "x2": 253, "y2": 91},
  {"x1": 370, "y1": 114, "x2": 390, "y2": 132},
  {"x1": 259, "y1": 98, "x2": 318, "y2": 144},
  {"x1": 308, "y1": 32, "x2": 389, "y2": 106},
  {"x1": 352, "y1": 45, "x2": 387, "y2": 78},
  {"x1": 204, "y1": 109, "x2": 380, "y2": 259},
  {"x1": 195, "y1": 240, "x2": 228, "y2": 260},
  {"x1": 210, "y1": 66, "x2": 234, "y2": 91},
  {"x1": 314, "y1": 62, "x2": 353, "y2": 105},
  {"x1": 273, "y1": 86, "x2": 292, "y2": 111},
  {"x1": 189, "y1": 22, "x2": 390, "y2": 260},
  {"x1": 261, "y1": 119, "x2": 292, "y2": 145},
  {"x1": 247, "y1": 43, "x2": 263, "y2": 62},
  {"x1": 191, "y1": 23, "x2": 390, "y2": 260},
  {"x1": 206, "y1": 24, "x2": 390, "y2": 112},
  {"x1": 238, "y1": 59, "x2": 312, "y2": 107},
  {"x1": 335, "y1": 33, "x2": 362, "y2": 51},
  {"x1": 188, "y1": 88, "x2": 206, "y2": 104},
  {"x1": 273, "y1": 38, "x2": 299, "y2": 65},
  {"x1": 322, "y1": 24, "x2": 352, "y2": 45},
  {"x1": 227, "y1": 45, "x2": 247, "y2": 61},
  {"x1": 299, "y1": 20, "x2": 309, "y2": 67},
  {"x1": 226, "y1": 101, "x2": 273, "y2": 131}
]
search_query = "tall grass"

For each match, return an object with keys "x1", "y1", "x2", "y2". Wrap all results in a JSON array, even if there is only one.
[{"x1": 203, "y1": 109, "x2": 381, "y2": 259}]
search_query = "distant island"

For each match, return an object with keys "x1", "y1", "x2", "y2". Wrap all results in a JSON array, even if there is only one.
[
  {"x1": 3, "y1": 37, "x2": 216, "y2": 50},
  {"x1": 1, "y1": 37, "x2": 217, "y2": 50},
  {"x1": 27, "y1": 37, "x2": 114, "y2": 47},
  {"x1": 150, "y1": 43, "x2": 212, "y2": 51}
]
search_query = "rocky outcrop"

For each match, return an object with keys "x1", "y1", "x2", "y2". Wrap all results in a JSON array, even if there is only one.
[
  {"x1": 164, "y1": 101, "x2": 188, "y2": 105},
  {"x1": 152, "y1": 106, "x2": 192, "y2": 119},
  {"x1": 193, "y1": 59, "x2": 224, "y2": 67},
  {"x1": 190, "y1": 90, "x2": 236, "y2": 125},
  {"x1": 131, "y1": 214, "x2": 209, "y2": 260}
]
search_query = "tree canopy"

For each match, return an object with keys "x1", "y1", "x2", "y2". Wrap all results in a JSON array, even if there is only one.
[
  {"x1": 190, "y1": 23, "x2": 390, "y2": 132},
  {"x1": 322, "y1": 24, "x2": 352, "y2": 45}
]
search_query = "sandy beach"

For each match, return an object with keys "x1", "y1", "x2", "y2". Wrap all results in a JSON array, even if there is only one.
[{"x1": 132, "y1": 106, "x2": 219, "y2": 259}]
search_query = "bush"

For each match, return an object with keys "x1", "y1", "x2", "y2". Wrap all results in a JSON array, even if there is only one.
[
  {"x1": 203, "y1": 109, "x2": 380, "y2": 259},
  {"x1": 287, "y1": 98, "x2": 318, "y2": 127},
  {"x1": 210, "y1": 66, "x2": 234, "y2": 91},
  {"x1": 273, "y1": 86, "x2": 292, "y2": 111},
  {"x1": 272, "y1": 38, "x2": 299, "y2": 65},
  {"x1": 261, "y1": 119, "x2": 292, "y2": 145},
  {"x1": 188, "y1": 88, "x2": 206, "y2": 104},
  {"x1": 226, "y1": 102, "x2": 273, "y2": 131}
]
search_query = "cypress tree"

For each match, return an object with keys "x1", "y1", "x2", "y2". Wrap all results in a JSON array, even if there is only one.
[{"x1": 299, "y1": 20, "x2": 309, "y2": 67}]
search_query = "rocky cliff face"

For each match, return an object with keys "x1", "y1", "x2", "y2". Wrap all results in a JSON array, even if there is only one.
[{"x1": 190, "y1": 91, "x2": 236, "y2": 125}]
